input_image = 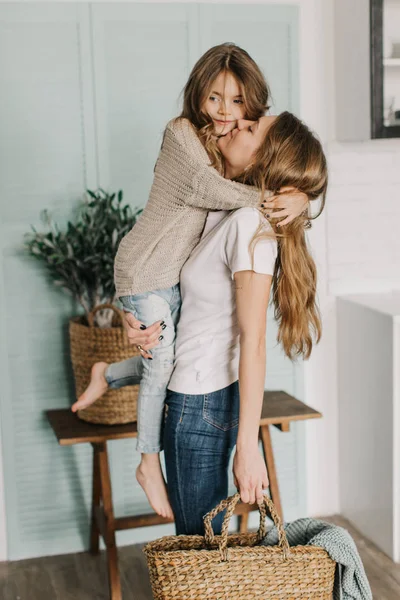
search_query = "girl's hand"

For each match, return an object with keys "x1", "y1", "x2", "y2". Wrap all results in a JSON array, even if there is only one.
[
  {"x1": 233, "y1": 446, "x2": 269, "y2": 505},
  {"x1": 261, "y1": 186, "x2": 308, "y2": 227},
  {"x1": 122, "y1": 312, "x2": 163, "y2": 359}
]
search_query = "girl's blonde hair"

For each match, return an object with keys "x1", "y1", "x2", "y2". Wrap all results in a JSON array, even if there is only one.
[
  {"x1": 181, "y1": 43, "x2": 270, "y2": 171},
  {"x1": 240, "y1": 112, "x2": 328, "y2": 360}
]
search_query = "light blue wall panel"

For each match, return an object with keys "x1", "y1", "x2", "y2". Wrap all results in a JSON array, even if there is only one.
[
  {"x1": 0, "y1": 4, "x2": 95, "y2": 560},
  {"x1": 91, "y1": 3, "x2": 200, "y2": 205},
  {"x1": 0, "y1": 3, "x2": 303, "y2": 559},
  {"x1": 198, "y1": 4, "x2": 299, "y2": 114}
]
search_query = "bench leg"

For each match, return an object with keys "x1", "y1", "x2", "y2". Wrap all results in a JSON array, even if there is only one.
[
  {"x1": 238, "y1": 511, "x2": 250, "y2": 533},
  {"x1": 260, "y1": 425, "x2": 284, "y2": 521},
  {"x1": 97, "y1": 442, "x2": 122, "y2": 600},
  {"x1": 90, "y1": 447, "x2": 101, "y2": 555}
]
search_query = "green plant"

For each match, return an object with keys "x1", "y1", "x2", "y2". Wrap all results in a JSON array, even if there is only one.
[{"x1": 25, "y1": 189, "x2": 142, "y2": 320}]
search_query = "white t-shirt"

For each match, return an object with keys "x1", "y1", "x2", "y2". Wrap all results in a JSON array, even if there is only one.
[{"x1": 168, "y1": 207, "x2": 278, "y2": 395}]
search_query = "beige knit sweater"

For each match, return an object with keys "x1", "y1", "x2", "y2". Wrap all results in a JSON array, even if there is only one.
[{"x1": 114, "y1": 117, "x2": 262, "y2": 297}]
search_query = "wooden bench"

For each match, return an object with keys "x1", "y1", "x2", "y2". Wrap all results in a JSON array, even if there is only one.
[{"x1": 46, "y1": 391, "x2": 321, "y2": 600}]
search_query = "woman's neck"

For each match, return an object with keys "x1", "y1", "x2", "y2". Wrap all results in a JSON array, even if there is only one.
[{"x1": 224, "y1": 162, "x2": 241, "y2": 180}]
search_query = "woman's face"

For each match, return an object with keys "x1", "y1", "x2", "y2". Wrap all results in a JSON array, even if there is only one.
[
  {"x1": 217, "y1": 116, "x2": 277, "y2": 176},
  {"x1": 203, "y1": 71, "x2": 246, "y2": 136}
]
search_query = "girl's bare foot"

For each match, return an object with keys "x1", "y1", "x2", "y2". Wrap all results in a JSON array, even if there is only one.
[
  {"x1": 71, "y1": 362, "x2": 109, "y2": 413},
  {"x1": 136, "y1": 454, "x2": 174, "y2": 520}
]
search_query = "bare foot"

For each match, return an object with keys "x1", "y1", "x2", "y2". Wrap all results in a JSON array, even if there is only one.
[
  {"x1": 71, "y1": 362, "x2": 109, "y2": 413},
  {"x1": 136, "y1": 454, "x2": 174, "y2": 520}
]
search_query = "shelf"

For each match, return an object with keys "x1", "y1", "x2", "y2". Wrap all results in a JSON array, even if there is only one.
[{"x1": 383, "y1": 58, "x2": 400, "y2": 66}]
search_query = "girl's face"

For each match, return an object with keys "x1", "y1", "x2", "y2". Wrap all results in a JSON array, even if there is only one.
[
  {"x1": 203, "y1": 71, "x2": 246, "y2": 136},
  {"x1": 217, "y1": 116, "x2": 277, "y2": 176}
]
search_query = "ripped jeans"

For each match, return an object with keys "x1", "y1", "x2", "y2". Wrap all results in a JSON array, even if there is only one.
[{"x1": 105, "y1": 285, "x2": 181, "y2": 453}]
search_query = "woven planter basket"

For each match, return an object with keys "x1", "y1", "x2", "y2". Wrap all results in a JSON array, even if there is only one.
[
  {"x1": 69, "y1": 303, "x2": 140, "y2": 425},
  {"x1": 144, "y1": 493, "x2": 336, "y2": 600}
]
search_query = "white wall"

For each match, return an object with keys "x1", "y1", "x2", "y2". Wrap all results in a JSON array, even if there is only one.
[
  {"x1": 334, "y1": 0, "x2": 370, "y2": 141},
  {"x1": 294, "y1": 0, "x2": 400, "y2": 519},
  {"x1": 324, "y1": 137, "x2": 400, "y2": 524},
  {"x1": 327, "y1": 139, "x2": 400, "y2": 296},
  {"x1": 337, "y1": 297, "x2": 397, "y2": 561}
]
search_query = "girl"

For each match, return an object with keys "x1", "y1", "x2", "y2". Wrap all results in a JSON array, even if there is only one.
[{"x1": 72, "y1": 44, "x2": 308, "y2": 519}]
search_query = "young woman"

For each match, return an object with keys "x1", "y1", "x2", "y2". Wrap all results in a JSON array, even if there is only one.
[
  {"x1": 166, "y1": 112, "x2": 327, "y2": 534},
  {"x1": 75, "y1": 111, "x2": 328, "y2": 534},
  {"x1": 72, "y1": 43, "x2": 308, "y2": 519}
]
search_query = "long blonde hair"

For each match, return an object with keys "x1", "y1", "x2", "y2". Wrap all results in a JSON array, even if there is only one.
[
  {"x1": 181, "y1": 43, "x2": 270, "y2": 171},
  {"x1": 239, "y1": 112, "x2": 328, "y2": 360}
]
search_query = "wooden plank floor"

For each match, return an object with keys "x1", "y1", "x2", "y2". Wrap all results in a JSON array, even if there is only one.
[{"x1": 0, "y1": 515, "x2": 399, "y2": 599}]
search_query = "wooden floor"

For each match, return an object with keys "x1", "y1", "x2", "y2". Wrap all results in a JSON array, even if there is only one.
[{"x1": 1, "y1": 515, "x2": 399, "y2": 599}]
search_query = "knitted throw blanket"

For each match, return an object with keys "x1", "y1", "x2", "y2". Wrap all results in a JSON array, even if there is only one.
[
  {"x1": 261, "y1": 518, "x2": 372, "y2": 600},
  {"x1": 114, "y1": 118, "x2": 261, "y2": 297}
]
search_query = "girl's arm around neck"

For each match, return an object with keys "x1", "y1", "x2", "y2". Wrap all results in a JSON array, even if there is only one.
[
  {"x1": 167, "y1": 118, "x2": 262, "y2": 211},
  {"x1": 233, "y1": 269, "x2": 272, "y2": 504}
]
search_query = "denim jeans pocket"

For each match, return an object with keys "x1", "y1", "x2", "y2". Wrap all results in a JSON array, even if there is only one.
[
  {"x1": 202, "y1": 385, "x2": 239, "y2": 431},
  {"x1": 119, "y1": 293, "x2": 168, "y2": 326},
  {"x1": 119, "y1": 295, "x2": 138, "y2": 315}
]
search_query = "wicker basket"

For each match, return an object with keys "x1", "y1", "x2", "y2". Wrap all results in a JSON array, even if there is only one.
[
  {"x1": 69, "y1": 303, "x2": 140, "y2": 425},
  {"x1": 144, "y1": 493, "x2": 336, "y2": 600}
]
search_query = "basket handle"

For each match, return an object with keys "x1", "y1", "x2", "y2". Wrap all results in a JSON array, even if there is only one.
[
  {"x1": 87, "y1": 303, "x2": 125, "y2": 327},
  {"x1": 203, "y1": 492, "x2": 290, "y2": 561}
]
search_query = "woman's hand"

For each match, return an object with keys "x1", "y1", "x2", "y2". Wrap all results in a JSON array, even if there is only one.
[
  {"x1": 233, "y1": 445, "x2": 269, "y2": 505},
  {"x1": 122, "y1": 312, "x2": 163, "y2": 359},
  {"x1": 261, "y1": 186, "x2": 308, "y2": 227}
]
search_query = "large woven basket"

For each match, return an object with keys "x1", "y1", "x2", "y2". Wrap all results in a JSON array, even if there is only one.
[
  {"x1": 69, "y1": 303, "x2": 140, "y2": 425},
  {"x1": 144, "y1": 493, "x2": 336, "y2": 599}
]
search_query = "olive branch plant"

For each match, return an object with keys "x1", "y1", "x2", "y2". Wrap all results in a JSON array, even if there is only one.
[{"x1": 25, "y1": 189, "x2": 142, "y2": 326}]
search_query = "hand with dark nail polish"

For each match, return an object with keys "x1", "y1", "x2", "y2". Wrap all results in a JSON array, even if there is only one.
[
  {"x1": 140, "y1": 324, "x2": 147, "y2": 330},
  {"x1": 161, "y1": 324, "x2": 167, "y2": 330},
  {"x1": 159, "y1": 335, "x2": 164, "y2": 341}
]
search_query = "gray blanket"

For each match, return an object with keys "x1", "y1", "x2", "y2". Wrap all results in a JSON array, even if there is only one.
[{"x1": 261, "y1": 518, "x2": 372, "y2": 600}]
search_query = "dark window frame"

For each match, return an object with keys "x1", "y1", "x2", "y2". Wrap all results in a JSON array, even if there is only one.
[{"x1": 371, "y1": 0, "x2": 400, "y2": 138}]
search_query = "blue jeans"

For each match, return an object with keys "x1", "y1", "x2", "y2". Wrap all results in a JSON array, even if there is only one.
[
  {"x1": 163, "y1": 381, "x2": 239, "y2": 535},
  {"x1": 105, "y1": 285, "x2": 181, "y2": 453}
]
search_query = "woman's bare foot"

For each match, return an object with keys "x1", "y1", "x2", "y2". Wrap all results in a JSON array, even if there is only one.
[
  {"x1": 136, "y1": 454, "x2": 174, "y2": 520},
  {"x1": 71, "y1": 362, "x2": 109, "y2": 413}
]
